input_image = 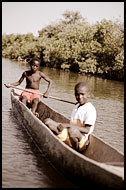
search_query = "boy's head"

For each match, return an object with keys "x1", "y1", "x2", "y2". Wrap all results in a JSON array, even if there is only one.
[
  {"x1": 74, "y1": 82, "x2": 90, "y2": 105},
  {"x1": 29, "y1": 58, "x2": 41, "y2": 72}
]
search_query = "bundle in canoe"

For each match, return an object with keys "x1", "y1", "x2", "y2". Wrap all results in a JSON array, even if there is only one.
[{"x1": 10, "y1": 88, "x2": 124, "y2": 188}]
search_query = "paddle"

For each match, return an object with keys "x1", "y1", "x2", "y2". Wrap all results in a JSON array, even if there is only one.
[{"x1": 4, "y1": 84, "x2": 76, "y2": 105}]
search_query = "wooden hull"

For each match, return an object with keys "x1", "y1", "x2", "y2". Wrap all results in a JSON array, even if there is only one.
[{"x1": 11, "y1": 90, "x2": 124, "y2": 188}]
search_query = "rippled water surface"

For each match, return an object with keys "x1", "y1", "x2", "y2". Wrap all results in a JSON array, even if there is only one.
[{"x1": 2, "y1": 58, "x2": 124, "y2": 188}]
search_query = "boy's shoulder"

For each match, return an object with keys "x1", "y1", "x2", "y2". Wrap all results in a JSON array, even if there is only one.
[
  {"x1": 78, "y1": 102, "x2": 96, "y2": 111},
  {"x1": 38, "y1": 71, "x2": 46, "y2": 77},
  {"x1": 22, "y1": 70, "x2": 30, "y2": 76}
]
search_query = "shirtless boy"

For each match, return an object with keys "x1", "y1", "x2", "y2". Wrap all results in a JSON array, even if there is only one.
[
  {"x1": 44, "y1": 82, "x2": 96, "y2": 151},
  {"x1": 5, "y1": 58, "x2": 52, "y2": 117}
]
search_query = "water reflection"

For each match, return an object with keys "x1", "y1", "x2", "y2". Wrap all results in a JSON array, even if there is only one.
[{"x1": 40, "y1": 67, "x2": 124, "y2": 103}]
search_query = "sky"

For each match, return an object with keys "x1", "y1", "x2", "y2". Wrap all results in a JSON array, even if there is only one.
[{"x1": 2, "y1": 2, "x2": 124, "y2": 37}]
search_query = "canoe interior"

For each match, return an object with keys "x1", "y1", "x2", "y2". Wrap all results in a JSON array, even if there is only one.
[{"x1": 36, "y1": 101, "x2": 124, "y2": 164}]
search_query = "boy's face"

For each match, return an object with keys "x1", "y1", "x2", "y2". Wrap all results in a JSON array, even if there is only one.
[
  {"x1": 30, "y1": 61, "x2": 40, "y2": 73},
  {"x1": 75, "y1": 86, "x2": 89, "y2": 105}
]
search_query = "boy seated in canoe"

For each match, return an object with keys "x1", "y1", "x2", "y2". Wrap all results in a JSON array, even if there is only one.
[
  {"x1": 44, "y1": 82, "x2": 96, "y2": 152},
  {"x1": 5, "y1": 57, "x2": 52, "y2": 118}
]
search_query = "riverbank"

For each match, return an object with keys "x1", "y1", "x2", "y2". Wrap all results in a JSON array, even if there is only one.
[{"x1": 6, "y1": 57, "x2": 124, "y2": 82}]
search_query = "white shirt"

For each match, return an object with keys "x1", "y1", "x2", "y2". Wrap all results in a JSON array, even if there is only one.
[{"x1": 70, "y1": 102, "x2": 96, "y2": 135}]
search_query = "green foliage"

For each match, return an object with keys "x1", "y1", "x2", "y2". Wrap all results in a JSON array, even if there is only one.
[
  {"x1": 93, "y1": 19, "x2": 124, "y2": 80},
  {"x1": 78, "y1": 58, "x2": 97, "y2": 74},
  {"x1": 2, "y1": 11, "x2": 124, "y2": 81}
]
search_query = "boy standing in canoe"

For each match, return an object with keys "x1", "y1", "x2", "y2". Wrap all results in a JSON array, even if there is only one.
[
  {"x1": 45, "y1": 82, "x2": 96, "y2": 152},
  {"x1": 5, "y1": 58, "x2": 52, "y2": 117}
]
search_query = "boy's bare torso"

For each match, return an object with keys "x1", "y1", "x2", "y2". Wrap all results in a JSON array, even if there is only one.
[{"x1": 25, "y1": 70, "x2": 41, "y2": 89}]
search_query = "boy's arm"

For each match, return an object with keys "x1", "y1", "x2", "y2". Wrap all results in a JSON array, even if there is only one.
[
  {"x1": 40, "y1": 72, "x2": 53, "y2": 97},
  {"x1": 59, "y1": 123, "x2": 92, "y2": 134},
  {"x1": 5, "y1": 72, "x2": 25, "y2": 88}
]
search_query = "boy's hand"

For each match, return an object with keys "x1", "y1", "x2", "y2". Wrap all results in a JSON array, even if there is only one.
[
  {"x1": 4, "y1": 83, "x2": 11, "y2": 88},
  {"x1": 43, "y1": 91, "x2": 49, "y2": 98},
  {"x1": 44, "y1": 118, "x2": 63, "y2": 135},
  {"x1": 68, "y1": 128, "x2": 83, "y2": 150}
]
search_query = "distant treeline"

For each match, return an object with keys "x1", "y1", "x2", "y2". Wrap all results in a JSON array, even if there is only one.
[{"x1": 2, "y1": 11, "x2": 124, "y2": 81}]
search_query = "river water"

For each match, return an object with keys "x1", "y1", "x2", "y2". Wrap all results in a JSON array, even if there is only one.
[{"x1": 2, "y1": 58, "x2": 124, "y2": 188}]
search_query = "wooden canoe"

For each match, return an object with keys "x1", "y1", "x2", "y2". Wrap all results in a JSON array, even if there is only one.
[{"x1": 10, "y1": 89, "x2": 124, "y2": 188}]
